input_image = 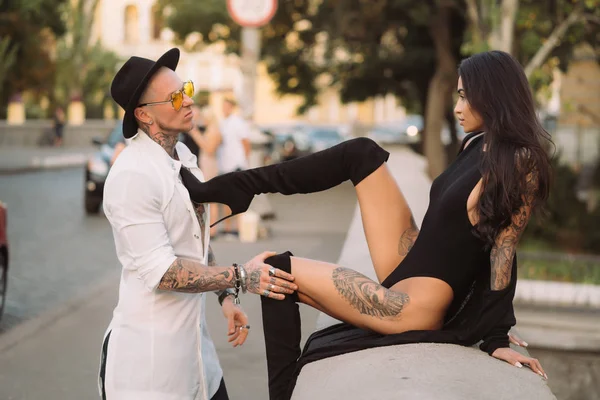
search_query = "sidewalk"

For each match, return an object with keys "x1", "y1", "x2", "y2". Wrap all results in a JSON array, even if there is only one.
[{"x1": 0, "y1": 146, "x2": 96, "y2": 174}]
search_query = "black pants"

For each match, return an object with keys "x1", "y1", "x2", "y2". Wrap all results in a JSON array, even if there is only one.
[
  {"x1": 210, "y1": 379, "x2": 229, "y2": 400},
  {"x1": 99, "y1": 331, "x2": 229, "y2": 400}
]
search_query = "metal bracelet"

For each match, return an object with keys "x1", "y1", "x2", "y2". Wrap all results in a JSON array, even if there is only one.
[{"x1": 238, "y1": 263, "x2": 248, "y2": 294}]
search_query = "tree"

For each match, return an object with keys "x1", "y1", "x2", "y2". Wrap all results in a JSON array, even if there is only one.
[
  {"x1": 0, "y1": 37, "x2": 18, "y2": 101},
  {"x1": 53, "y1": 0, "x2": 121, "y2": 116},
  {"x1": 0, "y1": 0, "x2": 67, "y2": 115},
  {"x1": 160, "y1": 0, "x2": 468, "y2": 177},
  {"x1": 464, "y1": 0, "x2": 600, "y2": 79}
]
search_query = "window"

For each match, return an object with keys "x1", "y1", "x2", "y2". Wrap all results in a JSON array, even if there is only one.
[
  {"x1": 124, "y1": 5, "x2": 139, "y2": 44},
  {"x1": 151, "y1": 4, "x2": 164, "y2": 40}
]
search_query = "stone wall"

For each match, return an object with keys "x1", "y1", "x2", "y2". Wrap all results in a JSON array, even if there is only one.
[
  {"x1": 530, "y1": 347, "x2": 600, "y2": 400},
  {"x1": 0, "y1": 120, "x2": 116, "y2": 147}
]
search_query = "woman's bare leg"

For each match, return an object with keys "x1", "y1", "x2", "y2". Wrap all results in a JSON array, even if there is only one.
[
  {"x1": 291, "y1": 256, "x2": 419, "y2": 335},
  {"x1": 354, "y1": 164, "x2": 419, "y2": 283}
]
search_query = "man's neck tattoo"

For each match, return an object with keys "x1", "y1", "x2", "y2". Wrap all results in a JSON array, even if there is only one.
[{"x1": 150, "y1": 131, "x2": 178, "y2": 158}]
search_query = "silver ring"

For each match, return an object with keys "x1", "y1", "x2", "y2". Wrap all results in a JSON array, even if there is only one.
[
  {"x1": 268, "y1": 267, "x2": 276, "y2": 277},
  {"x1": 238, "y1": 324, "x2": 251, "y2": 330},
  {"x1": 262, "y1": 289, "x2": 271, "y2": 297}
]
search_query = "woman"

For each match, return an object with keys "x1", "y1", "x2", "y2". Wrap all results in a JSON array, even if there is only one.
[
  {"x1": 186, "y1": 105, "x2": 222, "y2": 236},
  {"x1": 180, "y1": 51, "x2": 552, "y2": 398}
]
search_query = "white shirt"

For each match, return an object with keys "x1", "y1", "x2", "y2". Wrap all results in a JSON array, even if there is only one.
[
  {"x1": 99, "y1": 131, "x2": 222, "y2": 400},
  {"x1": 217, "y1": 114, "x2": 250, "y2": 173}
]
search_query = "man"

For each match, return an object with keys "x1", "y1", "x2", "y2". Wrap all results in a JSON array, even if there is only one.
[
  {"x1": 217, "y1": 98, "x2": 251, "y2": 238},
  {"x1": 99, "y1": 48, "x2": 296, "y2": 400}
]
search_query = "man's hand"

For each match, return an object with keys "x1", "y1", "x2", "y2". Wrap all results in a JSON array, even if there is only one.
[
  {"x1": 221, "y1": 295, "x2": 250, "y2": 347},
  {"x1": 243, "y1": 251, "x2": 297, "y2": 300},
  {"x1": 491, "y1": 347, "x2": 547, "y2": 380}
]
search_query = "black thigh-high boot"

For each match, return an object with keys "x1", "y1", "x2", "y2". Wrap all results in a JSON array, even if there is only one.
[
  {"x1": 261, "y1": 251, "x2": 300, "y2": 400},
  {"x1": 180, "y1": 137, "x2": 390, "y2": 227}
]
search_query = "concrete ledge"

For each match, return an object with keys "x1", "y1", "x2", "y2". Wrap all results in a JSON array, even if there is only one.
[
  {"x1": 514, "y1": 305, "x2": 600, "y2": 351},
  {"x1": 515, "y1": 280, "x2": 600, "y2": 308},
  {"x1": 292, "y1": 344, "x2": 556, "y2": 400}
]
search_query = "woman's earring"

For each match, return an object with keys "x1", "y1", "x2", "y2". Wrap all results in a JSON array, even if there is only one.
[{"x1": 148, "y1": 120, "x2": 153, "y2": 125}]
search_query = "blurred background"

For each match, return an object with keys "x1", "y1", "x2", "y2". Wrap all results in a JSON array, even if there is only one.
[{"x1": 0, "y1": 0, "x2": 599, "y2": 399}]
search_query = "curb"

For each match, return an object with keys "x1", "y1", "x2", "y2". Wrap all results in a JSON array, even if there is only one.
[
  {"x1": 0, "y1": 154, "x2": 89, "y2": 175},
  {"x1": 0, "y1": 271, "x2": 119, "y2": 354}
]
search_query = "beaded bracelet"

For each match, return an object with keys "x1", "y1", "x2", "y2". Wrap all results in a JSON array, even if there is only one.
[{"x1": 232, "y1": 264, "x2": 242, "y2": 305}]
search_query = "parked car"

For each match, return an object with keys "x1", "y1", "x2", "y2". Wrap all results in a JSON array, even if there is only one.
[
  {"x1": 291, "y1": 125, "x2": 346, "y2": 154},
  {"x1": 259, "y1": 123, "x2": 308, "y2": 163},
  {"x1": 368, "y1": 115, "x2": 423, "y2": 145},
  {"x1": 0, "y1": 200, "x2": 8, "y2": 320},
  {"x1": 85, "y1": 123, "x2": 126, "y2": 214}
]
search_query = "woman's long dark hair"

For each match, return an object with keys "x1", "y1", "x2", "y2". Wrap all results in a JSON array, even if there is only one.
[{"x1": 458, "y1": 51, "x2": 553, "y2": 247}]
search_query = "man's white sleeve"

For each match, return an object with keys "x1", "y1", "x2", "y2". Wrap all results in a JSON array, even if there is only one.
[{"x1": 103, "y1": 170, "x2": 177, "y2": 291}]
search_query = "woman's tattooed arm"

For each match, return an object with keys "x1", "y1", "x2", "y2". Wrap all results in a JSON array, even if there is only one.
[{"x1": 490, "y1": 170, "x2": 538, "y2": 290}]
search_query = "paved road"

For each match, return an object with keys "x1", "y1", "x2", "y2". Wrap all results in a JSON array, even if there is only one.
[{"x1": 0, "y1": 168, "x2": 118, "y2": 332}]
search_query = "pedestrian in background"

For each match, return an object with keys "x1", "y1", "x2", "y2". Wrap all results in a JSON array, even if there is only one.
[
  {"x1": 187, "y1": 104, "x2": 222, "y2": 237},
  {"x1": 217, "y1": 97, "x2": 251, "y2": 239},
  {"x1": 53, "y1": 107, "x2": 65, "y2": 147}
]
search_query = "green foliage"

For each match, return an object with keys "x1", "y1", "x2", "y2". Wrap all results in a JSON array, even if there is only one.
[
  {"x1": 53, "y1": 0, "x2": 121, "y2": 113},
  {"x1": 525, "y1": 155, "x2": 600, "y2": 254},
  {"x1": 516, "y1": 0, "x2": 599, "y2": 91},
  {"x1": 0, "y1": 36, "x2": 18, "y2": 99},
  {"x1": 0, "y1": 0, "x2": 67, "y2": 109},
  {"x1": 462, "y1": 0, "x2": 599, "y2": 100}
]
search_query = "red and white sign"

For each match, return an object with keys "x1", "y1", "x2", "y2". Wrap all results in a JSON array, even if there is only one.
[{"x1": 227, "y1": 0, "x2": 278, "y2": 28}]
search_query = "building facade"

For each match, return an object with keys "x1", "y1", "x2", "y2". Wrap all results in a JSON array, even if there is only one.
[{"x1": 92, "y1": 0, "x2": 404, "y2": 126}]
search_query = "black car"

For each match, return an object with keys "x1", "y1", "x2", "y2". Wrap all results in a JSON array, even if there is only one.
[{"x1": 85, "y1": 123, "x2": 125, "y2": 214}]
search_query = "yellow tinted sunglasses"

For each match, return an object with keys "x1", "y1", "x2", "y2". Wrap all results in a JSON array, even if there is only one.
[{"x1": 138, "y1": 80, "x2": 194, "y2": 111}]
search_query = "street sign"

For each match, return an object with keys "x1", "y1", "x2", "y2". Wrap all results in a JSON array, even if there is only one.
[{"x1": 227, "y1": 0, "x2": 277, "y2": 27}]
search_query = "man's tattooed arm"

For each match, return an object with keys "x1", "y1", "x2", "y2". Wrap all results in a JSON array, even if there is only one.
[
  {"x1": 398, "y1": 216, "x2": 419, "y2": 257},
  {"x1": 208, "y1": 246, "x2": 236, "y2": 302},
  {"x1": 332, "y1": 267, "x2": 409, "y2": 319},
  {"x1": 490, "y1": 170, "x2": 538, "y2": 290},
  {"x1": 158, "y1": 257, "x2": 235, "y2": 293}
]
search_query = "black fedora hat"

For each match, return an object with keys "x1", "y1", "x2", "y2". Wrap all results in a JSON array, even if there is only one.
[{"x1": 111, "y1": 48, "x2": 180, "y2": 138}]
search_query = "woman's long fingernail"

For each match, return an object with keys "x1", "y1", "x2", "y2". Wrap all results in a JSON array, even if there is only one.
[
  {"x1": 515, "y1": 362, "x2": 523, "y2": 368},
  {"x1": 522, "y1": 341, "x2": 528, "y2": 347}
]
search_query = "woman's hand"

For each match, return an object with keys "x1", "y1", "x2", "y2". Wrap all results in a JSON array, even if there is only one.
[
  {"x1": 491, "y1": 347, "x2": 548, "y2": 380},
  {"x1": 508, "y1": 332, "x2": 528, "y2": 347},
  {"x1": 221, "y1": 296, "x2": 250, "y2": 347},
  {"x1": 243, "y1": 251, "x2": 298, "y2": 300}
]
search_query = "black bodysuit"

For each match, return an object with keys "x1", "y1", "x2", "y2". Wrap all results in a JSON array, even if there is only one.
[
  {"x1": 381, "y1": 131, "x2": 488, "y2": 318},
  {"x1": 262, "y1": 132, "x2": 519, "y2": 400}
]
